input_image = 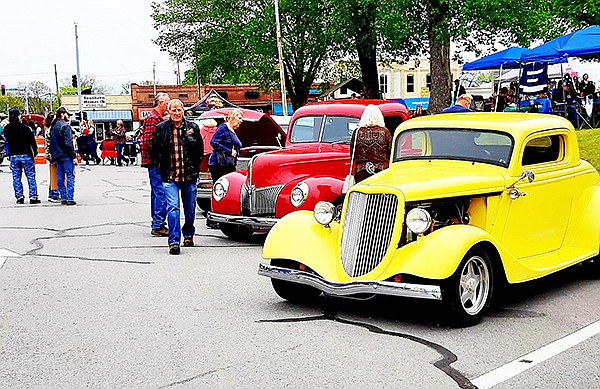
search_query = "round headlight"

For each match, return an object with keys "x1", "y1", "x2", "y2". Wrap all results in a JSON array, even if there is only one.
[
  {"x1": 212, "y1": 177, "x2": 230, "y2": 202},
  {"x1": 290, "y1": 182, "x2": 309, "y2": 207},
  {"x1": 314, "y1": 201, "x2": 336, "y2": 226},
  {"x1": 405, "y1": 208, "x2": 432, "y2": 235}
]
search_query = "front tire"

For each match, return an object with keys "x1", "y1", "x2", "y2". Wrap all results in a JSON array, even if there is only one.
[
  {"x1": 219, "y1": 223, "x2": 253, "y2": 241},
  {"x1": 196, "y1": 198, "x2": 210, "y2": 213},
  {"x1": 271, "y1": 279, "x2": 322, "y2": 303},
  {"x1": 442, "y1": 248, "x2": 493, "y2": 327}
]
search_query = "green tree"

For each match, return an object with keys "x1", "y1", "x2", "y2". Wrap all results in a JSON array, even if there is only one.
[
  {"x1": 60, "y1": 74, "x2": 112, "y2": 95},
  {"x1": 0, "y1": 95, "x2": 25, "y2": 114},
  {"x1": 152, "y1": 0, "x2": 333, "y2": 109}
]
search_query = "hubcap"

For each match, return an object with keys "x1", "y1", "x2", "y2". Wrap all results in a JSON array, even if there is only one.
[{"x1": 459, "y1": 255, "x2": 490, "y2": 315}]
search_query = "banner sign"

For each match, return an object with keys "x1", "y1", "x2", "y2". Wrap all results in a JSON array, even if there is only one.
[
  {"x1": 519, "y1": 63, "x2": 548, "y2": 94},
  {"x1": 82, "y1": 95, "x2": 107, "y2": 108}
]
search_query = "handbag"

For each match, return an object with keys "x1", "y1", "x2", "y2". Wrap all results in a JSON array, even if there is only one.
[
  {"x1": 342, "y1": 130, "x2": 359, "y2": 194},
  {"x1": 216, "y1": 151, "x2": 236, "y2": 167}
]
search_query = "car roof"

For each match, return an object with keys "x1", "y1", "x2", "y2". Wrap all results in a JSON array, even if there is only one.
[
  {"x1": 399, "y1": 113, "x2": 574, "y2": 141},
  {"x1": 292, "y1": 99, "x2": 409, "y2": 118}
]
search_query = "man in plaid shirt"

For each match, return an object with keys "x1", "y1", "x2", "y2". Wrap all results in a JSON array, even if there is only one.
[
  {"x1": 151, "y1": 99, "x2": 203, "y2": 255},
  {"x1": 140, "y1": 92, "x2": 170, "y2": 237}
]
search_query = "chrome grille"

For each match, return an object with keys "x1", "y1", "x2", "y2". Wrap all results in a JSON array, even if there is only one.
[
  {"x1": 340, "y1": 192, "x2": 398, "y2": 277},
  {"x1": 250, "y1": 184, "x2": 285, "y2": 215}
]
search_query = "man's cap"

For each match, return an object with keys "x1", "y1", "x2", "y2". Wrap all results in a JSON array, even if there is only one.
[
  {"x1": 9, "y1": 108, "x2": 20, "y2": 118},
  {"x1": 56, "y1": 106, "x2": 72, "y2": 116}
]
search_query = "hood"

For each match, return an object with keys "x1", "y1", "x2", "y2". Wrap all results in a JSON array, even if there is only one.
[
  {"x1": 250, "y1": 143, "x2": 350, "y2": 187},
  {"x1": 359, "y1": 160, "x2": 507, "y2": 202}
]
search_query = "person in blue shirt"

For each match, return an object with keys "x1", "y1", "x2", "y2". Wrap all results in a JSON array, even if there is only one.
[{"x1": 441, "y1": 94, "x2": 473, "y2": 113}]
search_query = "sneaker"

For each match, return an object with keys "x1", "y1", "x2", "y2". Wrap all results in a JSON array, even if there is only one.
[
  {"x1": 30, "y1": 198, "x2": 41, "y2": 204},
  {"x1": 16, "y1": 197, "x2": 24, "y2": 204},
  {"x1": 169, "y1": 244, "x2": 180, "y2": 255},
  {"x1": 151, "y1": 227, "x2": 169, "y2": 237},
  {"x1": 48, "y1": 198, "x2": 61, "y2": 203},
  {"x1": 61, "y1": 200, "x2": 68, "y2": 205},
  {"x1": 66, "y1": 201, "x2": 77, "y2": 206},
  {"x1": 183, "y1": 238, "x2": 194, "y2": 247}
]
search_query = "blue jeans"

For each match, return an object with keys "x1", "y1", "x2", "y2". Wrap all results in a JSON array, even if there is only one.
[
  {"x1": 163, "y1": 181, "x2": 197, "y2": 246},
  {"x1": 148, "y1": 166, "x2": 167, "y2": 230},
  {"x1": 55, "y1": 157, "x2": 75, "y2": 202},
  {"x1": 116, "y1": 143, "x2": 124, "y2": 166},
  {"x1": 10, "y1": 155, "x2": 38, "y2": 200}
]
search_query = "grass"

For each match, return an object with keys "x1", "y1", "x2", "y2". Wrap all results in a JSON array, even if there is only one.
[{"x1": 576, "y1": 128, "x2": 600, "y2": 171}]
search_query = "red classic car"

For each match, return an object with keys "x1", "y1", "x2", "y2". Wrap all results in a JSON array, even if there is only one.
[
  {"x1": 208, "y1": 100, "x2": 411, "y2": 239},
  {"x1": 195, "y1": 107, "x2": 286, "y2": 211}
]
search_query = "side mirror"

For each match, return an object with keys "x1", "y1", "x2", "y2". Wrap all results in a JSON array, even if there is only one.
[
  {"x1": 522, "y1": 170, "x2": 535, "y2": 183},
  {"x1": 276, "y1": 133, "x2": 283, "y2": 148},
  {"x1": 507, "y1": 170, "x2": 535, "y2": 190}
]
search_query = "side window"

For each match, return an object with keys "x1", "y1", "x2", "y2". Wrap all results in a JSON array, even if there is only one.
[{"x1": 522, "y1": 135, "x2": 563, "y2": 166}]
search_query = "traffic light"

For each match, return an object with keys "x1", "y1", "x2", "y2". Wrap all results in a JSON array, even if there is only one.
[
  {"x1": 72, "y1": 75, "x2": 78, "y2": 88},
  {"x1": 1, "y1": 84, "x2": 5, "y2": 95},
  {"x1": 75, "y1": 112, "x2": 82, "y2": 121}
]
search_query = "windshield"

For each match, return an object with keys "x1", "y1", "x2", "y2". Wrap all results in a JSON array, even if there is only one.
[
  {"x1": 288, "y1": 115, "x2": 360, "y2": 143},
  {"x1": 394, "y1": 128, "x2": 513, "y2": 167}
]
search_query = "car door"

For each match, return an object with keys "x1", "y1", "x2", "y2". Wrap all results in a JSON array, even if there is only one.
[{"x1": 500, "y1": 131, "x2": 574, "y2": 259}]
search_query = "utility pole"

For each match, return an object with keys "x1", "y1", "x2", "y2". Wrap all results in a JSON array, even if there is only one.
[
  {"x1": 54, "y1": 64, "x2": 61, "y2": 107},
  {"x1": 75, "y1": 22, "x2": 83, "y2": 117},
  {"x1": 153, "y1": 62, "x2": 157, "y2": 95},
  {"x1": 274, "y1": 0, "x2": 288, "y2": 116},
  {"x1": 24, "y1": 85, "x2": 29, "y2": 114}
]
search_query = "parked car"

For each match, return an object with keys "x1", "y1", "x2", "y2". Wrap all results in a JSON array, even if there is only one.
[
  {"x1": 208, "y1": 100, "x2": 411, "y2": 239},
  {"x1": 195, "y1": 108, "x2": 286, "y2": 212},
  {"x1": 259, "y1": 113, "x2": 600, "y2": 326}
]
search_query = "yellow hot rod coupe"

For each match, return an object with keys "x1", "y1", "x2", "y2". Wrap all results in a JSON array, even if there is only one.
[{"x1": 259, "y1": 113, "x2": 600, "y2": 325}]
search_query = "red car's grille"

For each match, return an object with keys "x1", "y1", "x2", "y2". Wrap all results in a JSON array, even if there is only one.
[{"x1": 249, "y1": 184, "x2": 285, "y2": 215}]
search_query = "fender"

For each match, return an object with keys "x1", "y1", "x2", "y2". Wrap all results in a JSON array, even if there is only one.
[
  {"x1": 380, "y1": 225, "x2": 510, "y2": 281},
  {"x1": 569, "y1": 184, "x2": 600, "y2": 255},
  {"x1": 211, "y1": 170, "x2": 247, "y2": 216},
  {"x1": 263, "y1": 211, "x2": 344, "y2": 281},
  {"x1": 276, "y1": 176, "x2": 345, "y2": 218}
]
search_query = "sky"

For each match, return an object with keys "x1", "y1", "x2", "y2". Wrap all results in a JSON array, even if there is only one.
[
  {"x1": 0, "y1": 0, "x2": 183, "y2": 94},
  {"x1": 1, "y1": 2, "x2": 599, "y2": 96}
]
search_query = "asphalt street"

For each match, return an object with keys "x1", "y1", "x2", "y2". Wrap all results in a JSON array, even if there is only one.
[{"x1": 0, "y1": 161, "x2": 598, "y2": 389}]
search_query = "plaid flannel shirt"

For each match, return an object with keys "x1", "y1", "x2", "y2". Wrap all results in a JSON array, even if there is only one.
[
  {"x1": 140, "y1": 109, "x2": 162, "y2": 167},
  {"x1": 169, "y1": 123, "x2": 185, "y2": 182}
]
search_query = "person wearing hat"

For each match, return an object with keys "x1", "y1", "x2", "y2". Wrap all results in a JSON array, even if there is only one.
[
  {"x1": 49, "y1": 107, "x2": 77, "y2": 205},
  {"x1": 441, "y1": 94, "x2": 474, "y2": 113},
  {"x1": 3, "y1": 108, "x2": 41, "y2": 204}
]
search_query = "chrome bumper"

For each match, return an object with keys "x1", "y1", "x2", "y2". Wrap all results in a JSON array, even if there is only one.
[
  {"x1": 197, "y1": 187, "x2": 212, "y2": 199},
  {"x1": 258, "y1": 263, "x2": 442, "y2": 300},
  {"x1": 208, "y1": 212, "x2": 279, "y2": 230}
]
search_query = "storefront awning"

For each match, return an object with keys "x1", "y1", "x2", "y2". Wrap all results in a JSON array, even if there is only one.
[{"x1": 85, "y1": 110, "x2": 132, "y2": 122}]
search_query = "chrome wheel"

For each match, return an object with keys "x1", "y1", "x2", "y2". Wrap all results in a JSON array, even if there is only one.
[
  {"x1": 442, "y1": 247, "x2": 494, "y2": 326},
  {"x1": 458, "y1": 255, "x2": 490, "y2": 316}
]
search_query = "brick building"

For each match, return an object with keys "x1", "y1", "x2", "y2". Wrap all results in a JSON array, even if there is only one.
[{"x1": 130, "y1": 83, "x2": 200, "y2": 122}]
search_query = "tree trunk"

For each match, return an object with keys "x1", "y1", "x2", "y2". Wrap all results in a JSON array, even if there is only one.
[
  {"x1": 427, "y1": 6, "x2": 452, "y2": 114},
  {"x1": 428, "y1": 36, "x2": 451, "y2": 114},
  {"x1": 357, "y1": 42, "x2": 379, "y2": 99},
  {"x1": 355, "y1": 3, "x2": 379, "y2": 99},
  {"x1": 285, "y1": 71, "x2": 311, "y2": 111}
]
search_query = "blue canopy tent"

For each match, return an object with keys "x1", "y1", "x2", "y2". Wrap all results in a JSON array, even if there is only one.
[
  {"x1": 520, "y1": 25, "x2": 600, "y2": 63},
  {"x1": 463, "y1": 47, "x2": 529, "y2": 71},
  {"x1": 520, "y1": 25, "x2": 600, "y2": 127},
  {"x1": 463, "y1": 47, "x2": 530, "y2": 111}
]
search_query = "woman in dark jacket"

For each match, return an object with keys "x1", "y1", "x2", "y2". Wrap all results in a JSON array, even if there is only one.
[
  {"x1": 349, "y1": 104, "x2": 392, "y2": 184},
  {"x1": 208, "y1": 108, "x2": 243, "y2": 183}
]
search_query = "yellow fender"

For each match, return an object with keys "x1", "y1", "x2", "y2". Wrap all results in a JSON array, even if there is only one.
[{"x1": 263, "y1": 211, "x2": 343, "y2": 281}]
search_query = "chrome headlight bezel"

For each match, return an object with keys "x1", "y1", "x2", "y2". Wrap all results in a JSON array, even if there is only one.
[
  {"x1": 212, "y1": 176, "x2": 230, "y2": 202},
  {"x1": 290, "y1": 182, "x2": 309, "y2": 208},
  {"x1": 405, "y1": 207, "x2": 432, "y2": 235},
  {"x1": 314, "y1": 201, "x2": 336, "y2": 226}
]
